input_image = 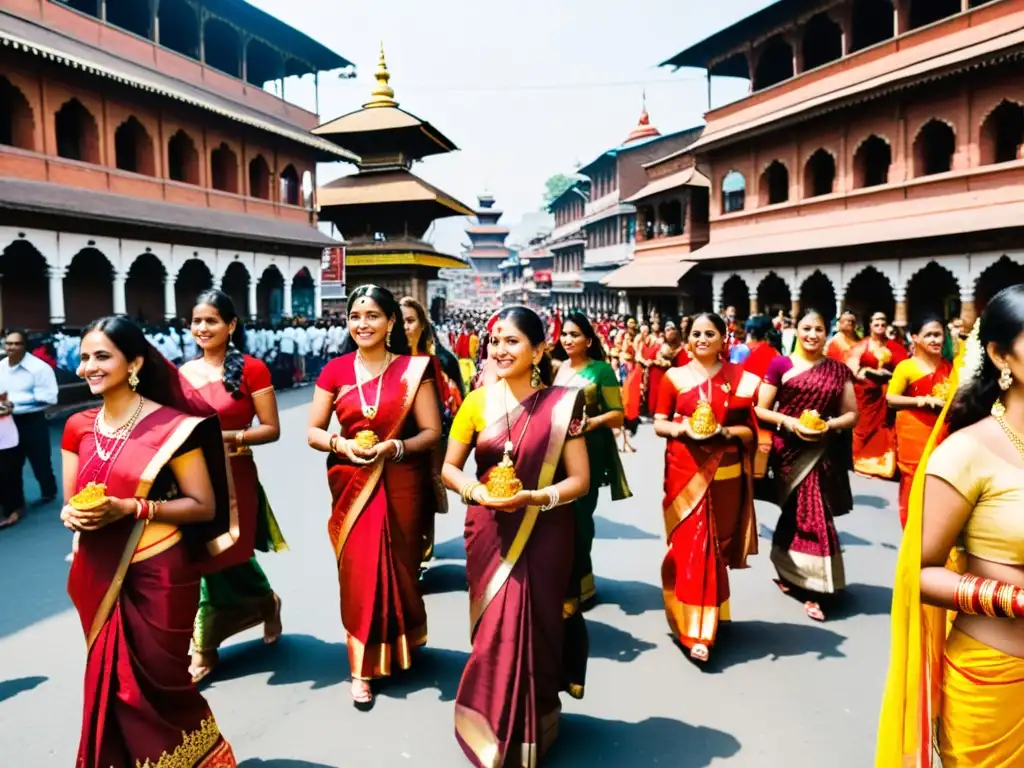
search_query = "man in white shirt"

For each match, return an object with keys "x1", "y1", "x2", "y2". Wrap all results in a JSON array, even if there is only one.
[
  {"x1": 0, "y1": 331, "x2": 59, "y2": 513},
  {"x1": 0, "y1": 391, "x2": 22, "y2": 527}
]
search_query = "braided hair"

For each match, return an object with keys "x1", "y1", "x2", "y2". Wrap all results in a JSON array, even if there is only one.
[{"x1": 193, "y1": 289, "x2": 247, "y2": 399}]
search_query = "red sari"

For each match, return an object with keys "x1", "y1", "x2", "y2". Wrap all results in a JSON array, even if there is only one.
[
  {"x1": 655, "y1": 363, "x2": 760, "y2": 652},
  {"x1": 454, "y1": 385, "x2": 586, "y2": 767},
  {"x1": 316, "y1": 352, "x2": 432, "y2": 679},
  {"x1": 742, "y1": 342, "x2": 779, "y2": 379},
  {"x1": 621, "y1": 340, "x2": 642, "y2": 431},
  {"x1": 826, "y1": 334, "x2": 858, "y2": 364},
  {"x1": 65, "y1": 405, "x2": 238, "y2": 768},
  {"x1": 850, "y1": 339, "x2": 908, "y2": 478}
]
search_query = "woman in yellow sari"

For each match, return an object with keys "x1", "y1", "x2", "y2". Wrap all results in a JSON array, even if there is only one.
[{"x1": 877, "y1": 284, "x2": 1024, "y2": 767}]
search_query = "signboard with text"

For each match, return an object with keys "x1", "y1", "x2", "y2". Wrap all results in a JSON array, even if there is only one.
[{"x1": 321, "y1": 246, "x2": 345, "y2": 300}]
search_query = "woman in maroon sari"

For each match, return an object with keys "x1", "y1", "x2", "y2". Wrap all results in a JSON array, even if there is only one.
[
  {"x1": 307, "y1": 285, "x2": 441, "y2": 709},
  {"x1": 61, "y1": 316, "x2": 237, "y2": 768},
  {"x1": 442, "y1": 306, "x2": 590, "y2": 767},
  {"x1": 848, "y1": 311, "x2": 908, "y2": 478},
  {"x1": 653, "y1": 313, "x2": 760, "y2": 663},
  {"x1": 755, "y1": 309, "x2": 858, "y2": 621}
]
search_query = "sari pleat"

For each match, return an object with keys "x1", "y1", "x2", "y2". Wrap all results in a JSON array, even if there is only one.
[
  {"x1": 851, "y1": 340, "x2": 907, "y2": 479},
  {"x1": 455, "y1": 386, "x2": 584, "y2": 767},
  {"x1": 893, "y1": 363, "x2": 950, "y2": 529}
]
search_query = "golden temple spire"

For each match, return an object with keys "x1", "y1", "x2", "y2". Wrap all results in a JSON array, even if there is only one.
[{"x1": 363, "y1": 41, "x2": 398, "y2": 109}]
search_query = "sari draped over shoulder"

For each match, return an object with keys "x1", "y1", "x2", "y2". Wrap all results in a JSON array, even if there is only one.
[
  {"x1": 65, "y1": 405, "x2": 237, "y2": 768},
  {"x1": 767, "y1": 357, "x2": 854, "y2": 597},
  {"x1": 317, "y1": 352, "x2": 431, "y2": 680},
  {"x1": 655, "y1": 362, "x2": 759, "y2": 652},
  {"x1": 454, "y1": 385, "x2": 586, "y2": 768},
  {"x1": 891, "y1": 359, "x2": 952, "y2": 529},
  {"x1": 851, "y1": 339, "x2": 908, "y2": 478}
]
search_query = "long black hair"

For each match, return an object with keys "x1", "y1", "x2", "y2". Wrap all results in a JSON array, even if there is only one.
[
  {"x1": 339, "y1": 285, "x2": 411, "y2": 356},
  {"x1": 689, "y1": 312, "x2": 728, "y2": 338},
  {"x1": 948, "y1": 284, "x2": 1024, "y2": 433},
  {"x1": 400, "y1": 296, "x2": 464, "y2": 392},
  {"x1": 193, "y1": 289, "x2": 247, "y2": 399},
  {"x1": 84, "y1": 316, "x2": 181, "y2": 408},
  {"x1": 494, "y1": 305, "x2": 553, "y2": 386},
  {"x1": 552, "y1": 310, "x2": 606, "y2": 362}
]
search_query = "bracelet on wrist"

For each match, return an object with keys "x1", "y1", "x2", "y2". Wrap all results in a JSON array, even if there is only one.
[
  {"x1": 539, "y1": 486, "x2": 560, "y2": 511},
  {"x1": 391, "y1": 439, "x2": 405, "y2": 462},
  {"x1": 328, "y1": 434, "x2": 340, "y2": 454},
  {"x1": 953, "y1": 574, "x2": 1024, "y2": 618},
  {"x1": 236, "y1": 429, "x2": 246, "y2": 447}
]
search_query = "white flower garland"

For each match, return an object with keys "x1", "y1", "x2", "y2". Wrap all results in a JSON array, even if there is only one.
[{"x1": 958, "y1": 320, "x2": 984, "y2": 389}]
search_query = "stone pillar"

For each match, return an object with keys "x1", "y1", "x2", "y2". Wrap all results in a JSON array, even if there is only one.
[
  {"x1": 789, "y1": 31, "x2": 804, "y2": 76},
  {"x1": 790, "y1": 298, "x2": 800, "y2": 320},
  {"x1": 960, "y1": 283, "x2": 977, "y2": 330},
  {"x1": 113, "y1": 271, "x2": 127, "y2": 315},
  {"x1": 835, "y1": 291, "x2": 845, "y2": 325},
  {"x1": 893, "y1": 286, "x2": 908, "y2": 327},
  {"x1": 282, "y1": 278, "x2": 293, "y2": 318},
  {"x1": 748, "y1": 291, "x2": 758, "y2": 318},
  {"x1": 314, "y1": 269, "x2": 324, "y2": 319},
  {"x1": 164, "y1": 273, "x2": 177, "y2": 321},
  {"x1": 894, "y1": 0, "x2": 910, "y2": 35},
  {"x1": 48, "y1": 266, "x2": 67, "y2": 325},
  {"x1": 249, "y1": 277, "x2": 259, "y2": 321}
]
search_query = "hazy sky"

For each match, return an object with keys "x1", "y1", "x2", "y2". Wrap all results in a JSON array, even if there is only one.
[{"x1": 253, "y1": 0, "x2": 771, "y2": 254}]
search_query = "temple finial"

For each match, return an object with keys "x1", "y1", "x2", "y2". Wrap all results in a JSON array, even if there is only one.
[{"x1": 364, "y1": 41, "x2": 398, "y2": 109}]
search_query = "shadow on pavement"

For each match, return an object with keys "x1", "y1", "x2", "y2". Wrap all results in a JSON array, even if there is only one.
[
  {"x1": 587, "y1": 619, "x2": 657, "y2": 663},
  {"x1": 838, "y1": 530, "x2": 874, "y2": 547},
  {"x1": 0, "y1": 675, "x2": 48, "y2": 703},
  {"x1": 549, "y1": 714, "x2": 741, "y2": 767},
  {"x1": 431, "y1": 536, "x2": 466, "y2": 561},
  {"x1": 592, "y1": 577, "x2": 664, "y2": 617},
  {"x1": 594, "y1": 516, "x2": 658, "y2": 540},
  {"x1": 853, "y1": 494, "x2": 890, "y2": 509},
  {"x1": 420, "y1": 562, "x2": 467, "y2": 595},
  {"x1": 833, "y1": 583, "x2": 894, "y2": 618},
  {"x1": 203, "y1": 634, "x2": 348, "y2": 691},
  {"x1": 701, "y1": 620, "x2": 847, "y2": 673},
  {"x1": 238, "y1": 760, "x2": 337, "y2": 767},
  {"x1": 377, "y1": 646, "x2": 469, "y2": 704}
]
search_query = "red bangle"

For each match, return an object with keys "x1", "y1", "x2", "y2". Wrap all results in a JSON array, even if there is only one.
[{"x1": 134, "y1": 499, "x2": 152, "y2": 521}]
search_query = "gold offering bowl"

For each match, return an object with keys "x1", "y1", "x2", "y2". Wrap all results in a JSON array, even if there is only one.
[
  {"x1": 354, "y1": 430, "x2": 379, "y2": 450},
  {"x1": 70, "y1": 482, "x2": 107, "y2": 511},
  {"x1": 486, "y1": 455, "x2": 523, "y2": 499},
  {"x1": 875, "y1": 348, "x2": 892, "y2": 365},
  {"x1": 930, "y1": 380, "x2": 950, "y2": 401},
  {"x1": 690, "y1": 400, "x2": 719, "y2": 438},
  {"x1": 798, "y1": 409, "x2": 828, "y2": 432}
]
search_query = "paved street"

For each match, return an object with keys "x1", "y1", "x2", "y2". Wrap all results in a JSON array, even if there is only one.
[{"x1": 0, "y1": 388, "x2": 901, "y2": 766}]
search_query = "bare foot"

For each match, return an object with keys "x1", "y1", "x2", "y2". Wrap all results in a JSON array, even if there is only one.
[
  {"x1": 689, "y1": 643, "x2": 710, "y2": 663},
  {"x1": 0, "y1": 509, "x2": 22, "y2": 529},
  {"x1": 804, "y1": 601, "x2": 825, "y2": 622},
  {"x1": 773, "y1": 579, "x2": 791, "y2": 595},
  {"x1": 351, "y1": 679, "x2": 374, "y2": 710},
  {"x1": 189, "y1": 650, "x2": 219, "y2": 684},
  {"x1": 264, "y1": 593, "x2": 282, "y2": 644}
]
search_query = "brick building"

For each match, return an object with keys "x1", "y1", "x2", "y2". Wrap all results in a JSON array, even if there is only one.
[
  {"x1": 661, "y1": 0, "x2": 1024, "y2": 328},
  {"x1": 0, "y1": 0, "x2": 354, "y2": 331}
]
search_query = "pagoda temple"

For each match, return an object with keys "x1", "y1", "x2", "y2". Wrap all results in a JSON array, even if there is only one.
[
  {"x1": 313, "y1": 45, "x2": 471, "y2": 307},
  {"x1": 457, "y1": 193, "x2": 512, "y2": 308}
]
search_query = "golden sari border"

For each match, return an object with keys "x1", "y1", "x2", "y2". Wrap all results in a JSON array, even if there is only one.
[
  {"x1": 469, "y1": 390, "x2": 577, "y2": 636},
  {"x1": 136, "y1": 715, "x2": 224, "y2": 768},
  {"x1": 332, "y1": 356, "x2": 430, "y2": 562},
  {"x1": 347, "y1": 624, "x2": 428, "y2": 680},
  {"x1": 455, "y1": 703, "x2": 502, "y2": 768},
  {"x1": 771, "y1": 545, "x2": 846, "y2": 595},
  {"x1": 86, "y1": 519, "x2": 146, "y2": 650},
  {"x1": 662, "y1": 453, "x2": 723, "y2": 541},
  {"x1": 134, "y1": 416, "x2": 203, "y2": 498},
  {"x1": 854, "y1": 449, "x2": 896, "y2": 479},
  {"x1": 663, "y1": 588, "x2": 722, "y2": 647}
]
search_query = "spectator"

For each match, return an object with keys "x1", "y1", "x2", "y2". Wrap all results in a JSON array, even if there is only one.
[{"x1": 0, "y1": 391, "x2": 21, "y2": 529}]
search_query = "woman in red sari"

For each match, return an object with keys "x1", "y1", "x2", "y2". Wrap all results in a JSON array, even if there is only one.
[
  {"x1": 885, "y1": 315, "x2": 952, "y2": 528},
  {"x1": 848, "y1": 311, "x2": 908, "y2": 478},
  {"x1": 442, "y1": 306, "x2": 590, "y2": 767},
  {"x1": 620, "y1": 330, "x2": 641, "y2": 452},
  {"x1": 825, "y1": 310, "x2": 860, "y2": 363},
  {"x1": 183, "y1": 290, "x2": 285, "y2": 682},
  {"x1": 307, "y1": 285, "x2": 441, "y2": 709},
  {"x1": 653, "y1": 313, "x2": 760, "y2": 663},
  {"x1": 61, "y1": 316, "x2": 237, "y2": 767},
  {"x1": 755, "y1": 309, "x2": 858, "y2": 621},
  {"x1": 648, "y1": 320, "x2": 684, "y2": 411}
]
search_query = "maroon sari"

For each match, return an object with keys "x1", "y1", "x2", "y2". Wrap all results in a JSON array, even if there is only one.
[
  {"x1": 316, "y1": 352, "x2": 432, "y2": 680},
  {"x1": 766, "y1": 357, "x2": 854, "y2": 597},
  {"x1": 65, "y1": 405, "x2": 237, "y2": 768},
  {"x1": 454, "y1": 385, "x2": 586, "y2": 767}
]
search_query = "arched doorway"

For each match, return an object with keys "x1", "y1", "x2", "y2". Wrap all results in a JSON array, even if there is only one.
[
  {"x1": 174, "y1": 259, "x2": 213, "y2": 320},
  {"x1": 125, "y1": 253, "x2": 166, "y2": 324},
  {"x1": 721, "y1": 275, "x2": 750, "y2": 318},
  {"x1": 292, "y1": 267, "x2": 315, "y2": 318},
  {"x1": 975, "y1": 256, "x2": 1024, "y2": 315},
  {"x1": 906, "y1": 261, "x2": 960, "y2": 323},
  {"x1": 257, "y1": 265, "x2": 284, "y2": 321},
  {"x1": 757, "y1": 272, "x2": 791, "y2": 316},
  {"x1": 0, "y1": 76, "x2": 35, "y2": 150},
  {"x1": 0, "y1": 240, "x2": 48, "y2": 330},
  {"x1": 799, "y1": 270, "x2": 838, "y2": 324},
  {"x1": 221, "y1": 262, "x2": 251, "y2": 318},
  {"x1": 844, "y1": 267, "x2": 895, "y2": 325},
  {"x1": 65, "y1": 249, "x2": 114, "y2": 326}
]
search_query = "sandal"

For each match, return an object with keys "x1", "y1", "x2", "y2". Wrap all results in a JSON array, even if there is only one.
[
  {"x1": 804, "y1": 601, "x2": 825, "y2": 622},
  {"x1": 773, "y1": 579, "x2": 791, "y2": 595},
  {"x1": 264, "y1": 594, "x2": 283, "y2": 645},
  {"x1": 351, "y1": 679, "x2": 374, "y2": 711},
  {"x1": 689, "y1": 643, "x2": 710, "y2": 663},
  {"x1": 189, "y1": 650, "x2": 219, "y2": 684},
  {"x1": 0, "y1": 510, "x2": 23, "y2": 530}
]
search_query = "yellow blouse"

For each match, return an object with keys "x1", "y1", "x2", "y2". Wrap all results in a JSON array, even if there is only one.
[
  {"x1": 926, "y1": 429, "x2": 1024, "y2": 565},
  {"x1": 449, "y1": 388, "x2": 488, "y2": 445},
  {"x1": 887, "y1": 358, "x2": 930, "y2": 397}
]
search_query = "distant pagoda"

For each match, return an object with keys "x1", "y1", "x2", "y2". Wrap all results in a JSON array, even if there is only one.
[
  {"x1": 459, "y1": 192, "x2": 512, "y2": 307},
  {"x1": 623, "y1": 92, "x2": 661, "y2": 145},
  {"x1": 313, "y1": 44, "x2": 472, "y2": 307}
]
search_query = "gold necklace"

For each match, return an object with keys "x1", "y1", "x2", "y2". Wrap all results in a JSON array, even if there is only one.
[{"x1": 993, "y1": 405, "x2": 1024, "y2": 461}]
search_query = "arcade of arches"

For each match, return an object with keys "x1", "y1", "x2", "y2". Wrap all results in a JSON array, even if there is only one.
[
  {"x1": 710, "y1": 254, "x2": 1024, "y2": 329},
  {"x1": 0, "y1": 227, "x2": 323, "y2": 331}
]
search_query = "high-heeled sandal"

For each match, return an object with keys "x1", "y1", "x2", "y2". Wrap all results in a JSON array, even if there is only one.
[
  {"x1": 351, "y1": 679, "x2": 374, "y2": 711},
  {"x1": 804, "y1": 601, "x2": 825, "y2": 622},
  {"x1": 689, "y1": 643, "x2": 710, "y2": 663}
]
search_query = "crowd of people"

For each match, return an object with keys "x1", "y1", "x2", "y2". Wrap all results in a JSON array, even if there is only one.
[{"x1": 3, "y1": 277, "x2": 1022, "y2": 767}]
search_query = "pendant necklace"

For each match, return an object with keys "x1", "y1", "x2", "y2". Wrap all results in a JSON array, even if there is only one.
[
  {"x1": 356, "y1": 351, "x2": 390, "y2": 420},
  {"x1": 82, "y1": 395, "x2": 145, "y2": 485},
  {"x1": 502, "y1": 381, "x2": 539, "y2": 460}
]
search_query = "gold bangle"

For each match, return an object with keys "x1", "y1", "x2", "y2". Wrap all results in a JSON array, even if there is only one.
[
  {"x1": 956, "y1": 575, "x2": 976, "y2": 614},
  {"x1": 997, "y1": 583, "x2": 1016, "y2": 618},
  {"x1": 979, "y1": 579, "x2": 999, "y2": 618},
  {"x1": 236, "y1": 429, "x2": 246, "y2": 446}
]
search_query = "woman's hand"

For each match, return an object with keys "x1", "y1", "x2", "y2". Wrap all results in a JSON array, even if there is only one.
[
  {"x1": 473, "y1": 487, "x2": 534, "y2": 512},
  {"x1": 789, "y1": 418, "x2": 827, "y2": 442},
  {"x1": 334, "y1": 439, "x2": 374, "y2": 466},
  {"x1": 365, "y1": 440, "x2": 399, "y2": 463},
  {"x1": 678, "y1": 418, "x2": 721, "y2": 441},
  {"x1": 63, "y1": 497, "x2": 133, "y2": 531}
]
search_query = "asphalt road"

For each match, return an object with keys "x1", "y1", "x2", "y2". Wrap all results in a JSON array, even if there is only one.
[{"x1": 0, "y1": 388, "x2": 902, "y2": 766}]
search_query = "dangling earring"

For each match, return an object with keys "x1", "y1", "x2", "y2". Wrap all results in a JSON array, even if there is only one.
[
  {"x1": 128, "y1": 368, "x2": 139, "y2": 391},
  {"x1": 531, "y1": 363, "x2": 542, "y2": 388},
  {"x1": 999, "y1": 366, "x2": 1013, "y2": 391},
  {"x1": 386, "y1": 325, "x2": 393, "y2": 350}
]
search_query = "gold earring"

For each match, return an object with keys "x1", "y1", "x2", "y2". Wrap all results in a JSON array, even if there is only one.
[
  {"x1": 386, "y1": 325, "x2": 392, "y2": 349},
  {"x1": 531, "y1": 363, "x2": 542, "y2": 388},
  {"x1": 129, "y1": 368, "x2": 139, "y2": 391},
  {"x1": 999, "y1": 367, "x2": 1013, "y2": 391}
]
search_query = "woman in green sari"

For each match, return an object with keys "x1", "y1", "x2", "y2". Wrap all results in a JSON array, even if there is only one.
[{"x1": 553, "y1": 310, "x2": 632, "y2": 608}]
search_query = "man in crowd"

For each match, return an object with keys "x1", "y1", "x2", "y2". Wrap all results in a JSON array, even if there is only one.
[{"x1": 0, "y1": 330, "x2": 59, "y2": 528}]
